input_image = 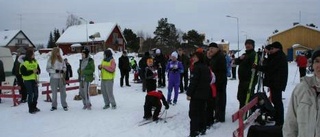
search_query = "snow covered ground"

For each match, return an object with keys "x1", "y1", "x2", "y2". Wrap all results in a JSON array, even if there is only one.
[{"x1": 0, "y1": 51, "x2": 299, "y2": 137}]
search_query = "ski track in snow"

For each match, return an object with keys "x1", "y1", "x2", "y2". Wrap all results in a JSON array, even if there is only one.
[{"x1": 0, "y1": 51, "x2": 299, "y2": 137}]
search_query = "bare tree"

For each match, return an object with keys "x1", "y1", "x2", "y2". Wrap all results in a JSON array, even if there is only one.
[
  {"x1": 136, "y1": 30, "x2": 146, "y2": 39},
  {"x1": 66, "y1": 14, "x2": 81, "y2": 28}
]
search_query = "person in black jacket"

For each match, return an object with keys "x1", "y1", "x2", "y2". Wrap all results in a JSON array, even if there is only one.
[
  {"x1": 208, "y1": 43, "x2": 227, "y2": 123},
  {"x1": 187, "y1": 52, "x2": 212, "y2": 137},
  {"x1": 258, "y1": 41, "x2": 288, "y2": 126},
  {"x1": 118, "y1": 51, "x2": 131, "y2": 87},
  {"x1": 0, "y1": 59, "x2": 5, "y2": 103},
  {"x1": 12, "y1": 48, "x2": 27, "y2": 103},
  {"x1": 154, "y1": 49, "x2": 167, "y2": 88},
  {"x1": 143, "y1": 76, "x2": 169, "y2": 121},
  {"x1": 178, "y1": 48, "x2": 190, "y2": 93},
  {"x1": 64, "y1": 58, "x2": 73, "y2": 82},
  {"x1": 139, "y1": 52, "x2": 150, "y2": 92}
]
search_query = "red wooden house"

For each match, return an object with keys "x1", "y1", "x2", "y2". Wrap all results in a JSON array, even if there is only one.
[{"x1": 56, "y1": 22, "x2": 127, "y2": 55}]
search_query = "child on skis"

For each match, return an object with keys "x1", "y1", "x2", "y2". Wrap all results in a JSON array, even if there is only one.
[
  {"x1": 143, "y1": 78, "x2": 169, "y2": 121},
  {"x1": 166, "y1": 51, "x2": 184, "y2": 105}
]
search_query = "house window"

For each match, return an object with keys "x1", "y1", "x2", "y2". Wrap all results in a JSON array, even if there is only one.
[
  {"x1": 113, "y1": 33, "x2": 118, "y2": 44},
  {"x1": 17, "y1": 39, "x2": 23, "y2": 44},
  {"x1": 71, "y1": 47, "x2": 75, "y2": 51}
]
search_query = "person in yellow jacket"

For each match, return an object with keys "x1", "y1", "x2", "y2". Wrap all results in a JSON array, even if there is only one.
[
  {"x1": 98, "y1": 49, "x2": 117, "y2": 109},
  {"x1": 20, "y1": 49, "x2": 41, "y2": 114}
]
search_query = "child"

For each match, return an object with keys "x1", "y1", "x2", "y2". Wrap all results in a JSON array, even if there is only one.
[
  {"x1": 166, "y1": 51, "x2": 184, "y2": 105},
  {"x1": 98, "y1": 49, "x2": 117, "y2": 109},
  {"x1": 78, "y1": 48, "x2": 95, "y2": 110},
  {"x1": 145, "y1": 58, "x2": 157, "y2": 91},
  {"x1": 143, "y1": 80, "x2": 169, "y2": 121}
]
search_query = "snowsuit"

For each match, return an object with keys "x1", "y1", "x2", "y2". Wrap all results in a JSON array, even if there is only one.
[
  {"x1": 99, "y1": 57, "x2": 116, "y2": 108},
  {"x1": 187, "y1": 61, "x2": 211, "y2": 136},
  {"x1": 78, "y1": 57, "x2": 95, "y2": 108},
  {"x1": 166, "y1": 60, "x2": 184, "y2": 104},
  {"x1": 46, "y1": 58, "x2": 68, "y2": 109},
  {"x1": 20, "y1": 59, "x2": 41, "y2": 113},
  {"x1": 144, "y1": 90, "x2": 169, "y2": 121},
  {"x1": 283, "y1": 76, "x2": 320, "y2": 137}
]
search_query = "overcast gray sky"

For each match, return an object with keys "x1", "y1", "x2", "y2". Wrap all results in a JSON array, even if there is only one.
[{"x1": 0, "y1": 0, "x2": 319, "y2": 49}]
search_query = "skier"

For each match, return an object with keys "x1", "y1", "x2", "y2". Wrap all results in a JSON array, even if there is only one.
[
  {"x1": 143, "y1": 75, "x2": 169, "y2": 121},
  {"x1": 78, "y1": 48, "x2": 95, "y2": 110},
  {"x1": 46, "y1": 47, "x2": 68, "y2": 111},
  {"x1": 166, "y1": 51, "x2": 184, "y2": 105}
]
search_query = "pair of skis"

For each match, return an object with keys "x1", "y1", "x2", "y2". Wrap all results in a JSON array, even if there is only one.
[
  {"x1": 244, "y1": 46, "x2": 265, "y2": 119},
  {"x1": 138, "y1": 112, "x2": 179, "y2": 126}
]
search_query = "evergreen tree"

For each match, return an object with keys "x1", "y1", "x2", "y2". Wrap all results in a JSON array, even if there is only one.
[
  {"x1": 123, "y1": 28, "x2": 140, "y2": 52},
  {"x1": 182, "y1": 29, "x2": 205, "y2": 47},
  {"x1": 53, "y1": 29, "x2": 61, "y2": 43},
  {"x1": 154, "y1": 18, "x2": 179, "y2": 48},
  {"x1": 47, "y1": 32, "x2": 55, "y2": 48}
]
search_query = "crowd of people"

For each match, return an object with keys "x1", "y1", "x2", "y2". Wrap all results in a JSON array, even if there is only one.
[{"x1": 1, "y1": 39, "x2": 320, "y2": 137}]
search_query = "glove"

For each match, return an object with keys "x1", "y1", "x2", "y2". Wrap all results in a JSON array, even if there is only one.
[{"x1": 165, "y1": 105, "x2": 169, "y2": 110}]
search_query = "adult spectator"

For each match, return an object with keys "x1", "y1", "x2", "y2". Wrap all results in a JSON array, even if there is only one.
[
  {"x1": 118, "y1": 51, "x2": 131, "y2": 87},
  {"x1": 177, "y1": 48, "x2": 190, "y2": 93},
  {"x1": 154, "y1": 49, "x2": 167, "y2": 88}
]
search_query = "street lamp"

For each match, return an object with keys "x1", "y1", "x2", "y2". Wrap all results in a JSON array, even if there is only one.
[
  {"x1": 226, "y1": 15, "x2": 239, "y2": 57},
  {"x1": 79, "y1": 17, "x2": 89, "y2": 49}
]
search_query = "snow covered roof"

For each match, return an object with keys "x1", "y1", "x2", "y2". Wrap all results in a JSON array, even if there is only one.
[
  {"x1": 269, "y1": 24, "x2": 320, "y2": 38},
  {"x1": 56, "y1": 22, "x2": 126, "y2": 44},
  {"x1": 0, "y1": 30, "x2": 20, "y2": 46},
  {"x1": 71, "y1": 43, "x2": 82, "y2": 47}
]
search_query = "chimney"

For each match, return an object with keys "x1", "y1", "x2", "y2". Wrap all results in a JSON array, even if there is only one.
[
  {"x1": 221, "y1": 39, "x2": 225, "y2": 42},
  {"x1": 89, "y1": 21, "x2": 94, "y2": 24},
  {"x1": 293, "y1": 22, "x2": 299, "y2": 26}
]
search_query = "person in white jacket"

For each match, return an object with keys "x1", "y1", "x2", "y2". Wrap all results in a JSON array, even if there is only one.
[
  {"x1": 46, "y1": 47, "x2": 68, "y2": 111},
  {"x1": 283, "y1": 49, "x2": 320, "y2": 137}
]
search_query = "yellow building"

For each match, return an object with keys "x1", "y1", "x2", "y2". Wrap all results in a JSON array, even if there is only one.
[{"x1": 268, "y1": 24, "x2": 320, "y2": 61}]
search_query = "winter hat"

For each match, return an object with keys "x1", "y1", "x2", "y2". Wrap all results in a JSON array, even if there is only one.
[
  {"x1": 155, "y1": 49, "x2": 161, "y2": 54},
  {"x1": 196, "y1": 47, "x2": 204, "y2": 53},
  {"x1": 270, "y1": 41, "x2": 283, "y2": 50},
  {"x1": 245, "y1": 39, "x2": 255, "y2": 48},
  {"x1": 104, "y1": 49, "x2": 112, "y2": 58},
  {"x1": 265, "y1": 44, "x2": 272, "y2": 50},
  {"x1": 312, "y1": 48, "x2": 320, "y2": 65},
  {"x1": 144, "y1": 51, "x2": 150, "y2": 57},
  {"x1": 208, "y1": 42, "x2": 219, "y2": 48},
  {"x1": 171, "y1": 51, "x2": 178, "y2": 58},
  {"x1": 82, "y1": 48, "x2": 90, "y2": 58}
]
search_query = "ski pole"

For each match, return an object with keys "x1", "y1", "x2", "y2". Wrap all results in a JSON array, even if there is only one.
[{"x1": 164, "y1": 109, "x2": 168, "y2": 123}]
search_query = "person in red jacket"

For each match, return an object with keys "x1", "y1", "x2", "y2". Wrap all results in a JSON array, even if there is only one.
[
  {"x1": 143, "y1": 87, "x2": 169, "y2": 121},
  {"x1": 296, "y1": 52, "x2": 308, "y2": 78}
]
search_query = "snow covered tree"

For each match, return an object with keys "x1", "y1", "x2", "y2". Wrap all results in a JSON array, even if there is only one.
[
  {"x1": 123, "y1": 28, "x2": 140, "y2": 52},
  {"x1": 66, "y1": 14, "x2": 81, "y2": 28}
]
